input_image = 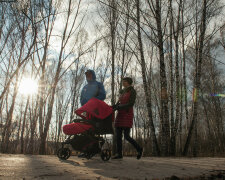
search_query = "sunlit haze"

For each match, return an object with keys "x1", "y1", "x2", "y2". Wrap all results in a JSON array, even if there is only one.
[{"x1": 18, "y1": 78, "x2": 38, "y2": 95}]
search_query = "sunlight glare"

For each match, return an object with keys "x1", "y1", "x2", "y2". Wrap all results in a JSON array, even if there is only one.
[{"x1": 18, "y1": 78, "x2": 38, "y2": 95}]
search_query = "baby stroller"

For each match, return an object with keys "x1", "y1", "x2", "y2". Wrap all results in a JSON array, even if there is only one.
[{"x1": 57, "y1": 98, "x2": 114, "y2": 161}]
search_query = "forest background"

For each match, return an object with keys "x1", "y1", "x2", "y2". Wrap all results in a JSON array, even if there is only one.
[{"x1": 0, "y1": 0, "x2": 225, "y2": 157}]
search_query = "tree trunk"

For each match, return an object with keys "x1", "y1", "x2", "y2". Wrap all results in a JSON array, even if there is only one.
[
  {"x1": 155, "y1": 0, "x2": 170, "y2": 156},
  {"x1": 110, "y1": 0, "x2": 117, "y2": 155},
  {"x1": 136, "y1": 0, "x2": 160, "y2": 156},
  {"x1": 168, "y1": 0, "x2": 174, "y2": 156},
  {"x1": 119, "y1": 0, "x2": 130, "y2": 91},
  {"x1": 180, "y1": 0, "x2": 188, "y2": 154},
  {"x1": 170, "y1": 0, "x2": 182, "y2": 156},
  {"x1": 29, "y1": 98, "x2": 39, "y2": 154},
  {"x1": 2, "y1": 74, "x2": 19, "y2": 153},
  {"x1": 183, "y1": 0, "x2": 207, "y2": 156},
  {"x1": 21, "y1": 97, "x2": 30, "y2": 154}
]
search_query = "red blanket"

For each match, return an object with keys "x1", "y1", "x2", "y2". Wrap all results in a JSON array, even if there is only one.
[{"x1": 63, "y1": 123, "x2": 93, "y2": 135}]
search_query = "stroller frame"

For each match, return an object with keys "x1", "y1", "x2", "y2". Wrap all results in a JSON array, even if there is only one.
[{"x1": 57, "y1": 116, "x2": 113, "y2": 161}]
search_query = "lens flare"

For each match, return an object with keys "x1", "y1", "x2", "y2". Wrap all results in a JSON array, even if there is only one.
[{"x1": 210, "y1": 94, "x2": 225, "y2": 97}]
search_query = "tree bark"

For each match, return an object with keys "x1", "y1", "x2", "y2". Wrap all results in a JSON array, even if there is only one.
[
  {"x1": 170, "y1": 0, "x2": 182, "y2": 156},
  {"x1": 183, "y1": 0, "x2": 207, "y2": 156},
  {"x1": 136, "y1": 0, "x2": 160, "y2": 156},
  {"x1": 21, "y1": 97, "x2": 30, "y2": 154},
  {"x1": 155, "y1": 0, "x2": 170, "y2": 156}
]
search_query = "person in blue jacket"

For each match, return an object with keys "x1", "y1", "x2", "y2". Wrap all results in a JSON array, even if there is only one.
[
  {"x1": 78, "y1": 70, "x2": 106, "y2": 158},
  {"x1": 80, "y1": 69, "x2": 106, "y2": 106}
]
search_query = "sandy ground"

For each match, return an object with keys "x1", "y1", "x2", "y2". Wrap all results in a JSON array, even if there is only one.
[{"x1": 0, "y1": 154, "x2": 225, "y2": 180}]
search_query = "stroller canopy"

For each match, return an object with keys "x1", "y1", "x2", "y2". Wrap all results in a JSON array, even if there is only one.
[{"x1": 75, "y1": 98, "x2": 113, "y2": 120}]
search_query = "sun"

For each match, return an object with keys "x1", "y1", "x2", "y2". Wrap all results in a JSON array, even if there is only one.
[{"x1": 18, "y1": 78, "x2": 38, "y2": 95}]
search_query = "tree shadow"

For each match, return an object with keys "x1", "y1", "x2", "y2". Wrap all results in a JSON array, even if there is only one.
[{"x1": 59, "y1": 158, "x2": 80, "y2": 166}]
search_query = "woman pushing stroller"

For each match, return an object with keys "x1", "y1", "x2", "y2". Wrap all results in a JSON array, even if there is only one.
[
  {"x1": 112, "y1": 77, "x2": 143, "y2": 160},
  {"x1": 61, "y1": 72, "x2": 142, "y2": 161}
]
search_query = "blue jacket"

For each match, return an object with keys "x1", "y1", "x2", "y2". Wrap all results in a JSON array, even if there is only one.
[{"x1": 80, "y1": 70, "x2": 106, "y2": 106}]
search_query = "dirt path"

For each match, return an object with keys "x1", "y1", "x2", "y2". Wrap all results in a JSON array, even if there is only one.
[{"x1": 0, "y1": 154, "x2": 225, "y2": 180}]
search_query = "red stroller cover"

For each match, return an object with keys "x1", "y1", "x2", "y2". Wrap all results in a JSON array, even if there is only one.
[
  {"x1": 63, "y1": 123, "x2": 93, "y2": 135},
  {"x1": 63, "y1": 98, "x2": 113, "y2": 135},
  {"x1": 75, "y1": 98, "x2": 113, "y2": 120}
]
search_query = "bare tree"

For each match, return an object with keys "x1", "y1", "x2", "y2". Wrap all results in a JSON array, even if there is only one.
[
  {"x1": 39, "y1": 0, "x2": 87, "y2": 154},
  {"x1": 136, "y1": 0, "x2": 160, "y2": 156},
  {"x1": 183, "y1": 0, "x2": 208, "y2": 156}
]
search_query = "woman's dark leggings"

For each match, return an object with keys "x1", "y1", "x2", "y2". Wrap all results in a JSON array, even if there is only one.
[{"x1": 116, "y1": 127, "x2": 141, "y2": 156}]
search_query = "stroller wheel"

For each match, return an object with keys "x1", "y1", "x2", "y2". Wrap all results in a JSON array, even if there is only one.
[
  {"x1": 101, "y1": 149, "x2": 111, "y2": 161},
  {"x1": 57, "y1": 148, "x2": 71, "y2": 160}
]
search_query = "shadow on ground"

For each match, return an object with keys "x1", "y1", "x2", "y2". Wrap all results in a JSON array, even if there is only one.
[{"x1": 0, "y1": 154, "x2": 225, "y2": 180}]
